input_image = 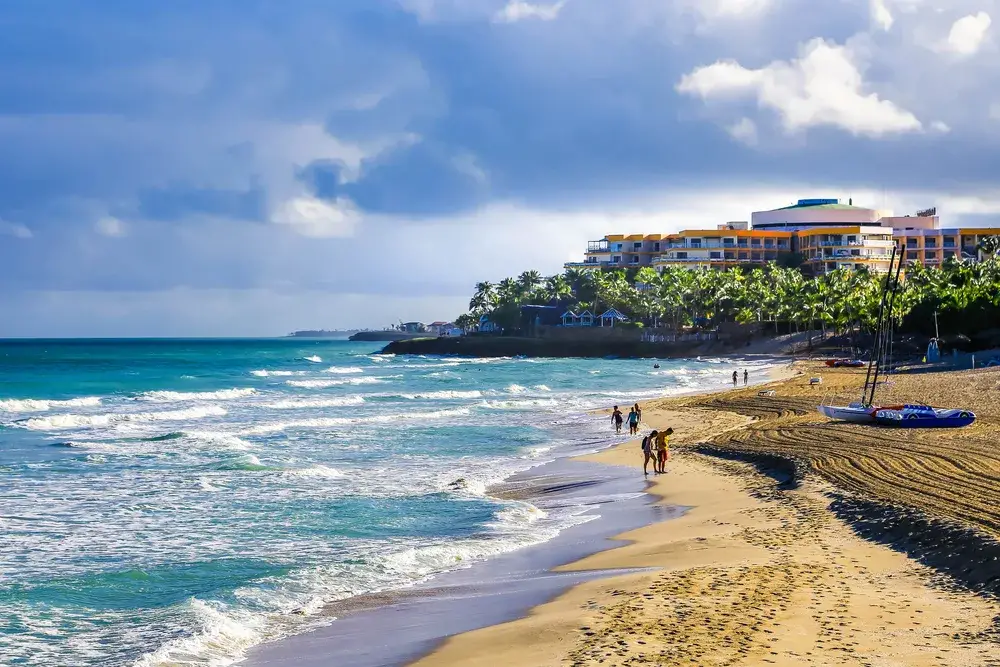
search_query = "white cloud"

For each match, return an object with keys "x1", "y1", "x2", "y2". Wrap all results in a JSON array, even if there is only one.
[
  {"x1": 871, "y1": 0, "x2": 894, "y2": 30},
  {"x1": 493, "y1": 1, "x2": 566, "y2": 23},
  {"x1": 677, "y1": 38, "x2": 924, "y2": 137},
  {"x1": 727, "y1": 117, "x2": 759, "y2": 145},
  {"x1": 272, "y1": 196, "x2": 359, "y2": 238},
  {"x1": 95, "y1": 216, "x2": 126, "y2": 237},
  {"x1": 0, "y1": 219, "x2": 33, "y2": 239},
  {"x1": 930, "y1": 120, "x2": 951, "y2": 133},
  {"x1": 943, "y1": 12, "x2": 992, "y2": 56},
  {"x1": 679, "y1": 0, "x2": 774, "y2": 20}
]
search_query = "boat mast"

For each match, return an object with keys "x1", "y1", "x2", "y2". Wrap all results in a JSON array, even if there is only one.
[
  {"x1": 861, "y1": 246, "x2": 896, "y2": 405},
  {"x1": 868, "y1": 250, "x2": 905, "y2": 407}
]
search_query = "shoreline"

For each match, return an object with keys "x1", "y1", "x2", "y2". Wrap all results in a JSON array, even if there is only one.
[
  {"x1": 413, "y1": 364, "x2": 1000, "y2": 666},
  {"x1": 242, "y1": 358, "x2": 796, "y2": 666}
]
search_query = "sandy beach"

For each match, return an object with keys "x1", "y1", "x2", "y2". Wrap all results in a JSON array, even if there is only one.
[{"x1": 415, "y1": 363, "x2": 1000, "y2": 666}]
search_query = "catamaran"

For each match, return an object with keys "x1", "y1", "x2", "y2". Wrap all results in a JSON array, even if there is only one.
[{"x1": 818, "y1": 246, "x2": 904, "y2": 423}]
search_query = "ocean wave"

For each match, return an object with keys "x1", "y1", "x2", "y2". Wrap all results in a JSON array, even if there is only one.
[
  {"x1": 286, "y1": 377, "x2": 384, "y2": 389},
  {"x1": 303, "y1": 356, "x2": 323, "y2": 363},
  {"x1": 505, "y1": 384, "x2": 527, "y2": 394},
  {"x1": 132, "y1": 598, "x2": 263, "y2": 667},
  {"x1": 324, "y1": 366, "x2": 364, "y2": 374},
  {"x1": 395, "y1": 390, "x2": 483, "y2": 400},
  {"x1": 215, "y1": 454, "x2": 275, "y2": 472},
  {"x1": 263, "y1": 396, "x2": 365, "y2": 410},
  {"x1": 0, "y1": 396, "x2": 102, "y2": 413},
  {"x1": 17, "y1": 405, "x2": 227, "y2": 431},
  {"x1": 244, "y1": 408, "x2": 471, "y2": 435},
  {"x1": 283, "y1": 465, "x2": 344, "y2": 479},
  {"x1": 250, "y1": 370, "x2": 302, "y2": 377},
  {"x1": 481, "y1": 398, "x2": 558, "y2": 410},
  {"x1": 534, "y1": 385, "x2": 552, "y2": 392},
  {"x1": 137, "y1": 388, "x2": 257, "y2": 402}
]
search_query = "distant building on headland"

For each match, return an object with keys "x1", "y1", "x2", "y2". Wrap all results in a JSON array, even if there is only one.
[{"x1": 566, "y1": 199, "x2": 1000, "y2": 275}]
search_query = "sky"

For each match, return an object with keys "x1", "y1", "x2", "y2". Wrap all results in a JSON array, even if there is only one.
[{"x1": 2, "y1": 0, "x2": 1000, "y2": 336}]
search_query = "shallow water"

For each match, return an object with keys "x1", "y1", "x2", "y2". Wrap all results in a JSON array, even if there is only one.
[{"x1": 0, "y1": 338, "x2": 774, "y2": 666}]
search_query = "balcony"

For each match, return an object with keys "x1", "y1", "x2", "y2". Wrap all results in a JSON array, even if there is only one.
[{"x1": 586, "y1": 240, "x2": 609, "y2": 252}]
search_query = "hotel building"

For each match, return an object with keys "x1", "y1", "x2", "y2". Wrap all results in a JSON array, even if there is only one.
[{"x1": 566, "y1": 199, "x2": 1000, "y2": 274}]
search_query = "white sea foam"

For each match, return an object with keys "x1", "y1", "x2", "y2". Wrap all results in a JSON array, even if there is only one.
[
  {"x1": 18, "y1": 405, "x2": 227, "y2": 431},
  {"x1": 0, "y1": 396, "x2": 102, "y2": 413},
  {"x1": 263, "y1": 396, "x2": 365, "y2": 410},
  {"x1": 324, "y1": 366, "x2": 364, "y2": 374},
  {"x1": 244, "y1": 408, "x2": 471, "y2": 435},
  {"x1": 303, "y1": 355, "x2": 323, "y2": 363},
  {"x1": 534, "y1": 385, "x2": 552, "y2": 392},
  {"x1": 481, "y1": 398, "x2": 558, "y2": 410},
  {"x1": 250, "y1": 370, "x2": 301, "y2": 377},
  {"x1": 132, "y1": 598, "x2": 263, "y2": 667},
  {"x1": 284, "y1": 465, "x2": 344, "y2": 479},
  {"x1": 396, "y1": 390, "x2": 483, "y2": 400},
  {"x1": 286, "y1": 377, "x2": 384, "y2": 389},
  {"x1": 137, "y1": 388, "x2": 257, "y2": 402},
  {"x1": 505, "y1": 384, "x2": 527, "y2": 394}
]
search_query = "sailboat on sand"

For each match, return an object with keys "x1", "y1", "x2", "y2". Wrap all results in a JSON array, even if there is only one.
[{"x1": 818, "y1": 246, "x2": 904, "y2": 423}]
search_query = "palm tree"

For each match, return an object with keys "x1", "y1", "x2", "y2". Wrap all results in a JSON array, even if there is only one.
[
  {"x1": 517, "y1": 270, "x2": 543, "y2": 297},
  {"x1": 545, "y1": 275, "x2": 573, "y2": 303}
]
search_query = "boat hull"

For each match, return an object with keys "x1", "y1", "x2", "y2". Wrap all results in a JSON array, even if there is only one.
[
  {"x1": 874, "y1": 406, "x2": 976, "y2": 429},
  {"x1": 818, "y1": 404, "x2": 876, "y2": 423}
]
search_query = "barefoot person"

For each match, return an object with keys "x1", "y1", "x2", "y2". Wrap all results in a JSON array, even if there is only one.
[
  {"x1": 655, "y1": 427, "x2": 673, "y2": 473},
  {"x1": 641, "y1": 431, "x2": 656, "y2": 475},
  {"x1": 732, "y1": 370, "x2": 738, "y2": 387},
  {"x1": 627, "y1": 407, "x2": 640, "y2": 435},
  {"x1": 611, "y1": 405, "x2": 624, "y2": 434},
  {"x1": 743, "y1": 368, "x2": 749, "y2": 386},
  {"x1": 633, "y1": 402, "x2": 642, "y2": 423}
]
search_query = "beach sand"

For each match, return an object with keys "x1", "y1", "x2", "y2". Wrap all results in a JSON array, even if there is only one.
[{"x1": 414, "y1": 364, "x2": 1000, "y2": 666}]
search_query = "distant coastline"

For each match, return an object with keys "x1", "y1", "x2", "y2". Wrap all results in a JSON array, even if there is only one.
[{"x1": 284, "y1": 330, "x2": 361, "y2": 338}]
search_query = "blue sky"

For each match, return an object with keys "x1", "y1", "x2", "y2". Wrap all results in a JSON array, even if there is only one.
[{"x1": 2, "y1": 0, "x2": 999, "y2": 336}]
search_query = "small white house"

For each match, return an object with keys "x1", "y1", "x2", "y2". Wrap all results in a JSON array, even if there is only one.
[
  {"x1": 599, "y1": 308, "x2": 628, "y2": 327},
  {"x1": 478, "y1": 314, "x2": 500, "y2": 333},
  {"x1": 578, "y1": 310, "x2": 595, "y2": 326},
  {"x1": 560, "y1": 311, "x2": 580, "y2": 326}
]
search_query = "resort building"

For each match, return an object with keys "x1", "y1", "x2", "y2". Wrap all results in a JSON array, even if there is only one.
[{"x1": 566, "y1": 199, "x2": 1000, "y2": 274}]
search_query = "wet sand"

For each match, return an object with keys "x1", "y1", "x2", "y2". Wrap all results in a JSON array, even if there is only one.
[{"x1": 415, "y1": 364, "x2": 1000, "y2": 666}]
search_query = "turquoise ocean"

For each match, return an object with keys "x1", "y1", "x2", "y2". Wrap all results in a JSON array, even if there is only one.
[{"x1": 0, "y1": 339, "x2": 776, "y2": 666}]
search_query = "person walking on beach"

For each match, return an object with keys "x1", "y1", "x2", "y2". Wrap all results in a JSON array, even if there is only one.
[
  {"x1": 627, "y1": 407, "x2": 640, "y2": 435},
  {"x1": 743, "y1": 369, "x2": 748, "y2": 386},
  {"x1": 611, "y1": 406, "x2": 624, "y2": 434},
  {"x1": 634, "y1": 402, "x2": 642, "y2": 423},
  {"x1": 641, "y1": 431, "x2": 655, "y2": 475},
  {"x1": 732, "y1": 370, "x2": 738, "y2": 387},
  {"x1": 655, "y1": 427, "x2": 673, "y2": 473}
]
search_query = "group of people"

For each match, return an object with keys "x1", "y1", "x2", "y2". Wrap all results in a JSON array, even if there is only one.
[
  {"x1": 611, "y1": 403, "x2": 643, "y2": 435},
  {"x1": 610, "y1": 403, "x2": 673, "y2": 475},
  {"x1": 732, "y1": 369, "x2": 749, "y2": 387}
]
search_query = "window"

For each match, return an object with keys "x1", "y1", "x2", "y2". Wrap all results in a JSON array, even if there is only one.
[
  {"x1": 611, "y1": 255, "x2": 621, "y2": 264},
  {"x1": 653, "y1": 242, "x2": 661, "y2": 251},
  {"x1": 690, "y1": 239, "x2": 702, "y2": 248},
  {"x1": 751, "y1": 239, "x2": 761, "y2": 247},
  {"x1": 633, "y1": 242, "x2": 642, "y2": 250},
  {"x1": 906, "y1": 251, "x2": 918, "y2": 260},
  {"x1": 738, "y1": 252, "x2": 749, "y2": 260},
  {"x1": 676, "y1": 252, "x2": 688, "y2": 259},
  {"x1": 925, "y1": 238, "x2": 937, "y2": 248},
  {"x1": 709, "y1": 251, "x2": 721, "y2": 259},
  {"x1": 764, "y1": 240, "x2": 774, "y2": 248},
  {"x1": 847, "y1": 236, "x2": 857, "y2": 244},
  {"x1": 925, "y1": 251, "x2": 937, "y2": 260},
  {"x1": 944, "y1": 237, "x2": 955, "y2": 247},
  {"x1": 724, "y1": 251, "x2": 735, "y2": 260},
  {"x1": 906, "y1": 239, "x2": 918, "y2": 248},
  {"x1": 629, "y1": 255, "x2": 640, "y2": 264},
  {"x1": 851, "y1": 249, "x2": 860, "y2": 256},
  {"x1": 723, "y1": 238, "x2": 735, "y2": 246}
]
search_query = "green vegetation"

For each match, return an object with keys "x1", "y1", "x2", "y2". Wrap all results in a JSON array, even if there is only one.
[{"x1": 459, "y1": 255, "x2": 1000, "y2": 341}]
